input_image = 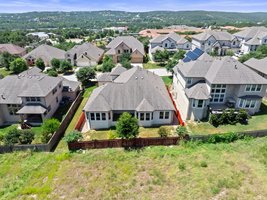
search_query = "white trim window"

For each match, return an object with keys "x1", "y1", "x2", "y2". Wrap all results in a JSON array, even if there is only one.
[
  {"x1": 192, "y1": 99, "x2": 205, "y2": 108},
  {"x1": 159, "y1": 111, "x2": 170, "y2": 120},
  {"x1": 210, "y1": 84, "x2": 226, "y2": 103},
  {"x1": 238, "y1": 99, "x2": 257, "y2": 109},
  {"x1": 245, "y1": 84, "x2": 262, "y2": 92}
]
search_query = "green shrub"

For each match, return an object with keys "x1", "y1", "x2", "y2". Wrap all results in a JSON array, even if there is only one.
[
  {"x1": 3, "y1": 127, "x2": 20, "y2": 145},
  {"x1": 218, "y1": 111, "x2": 230, "y2": 125},
  {"x1": 207, "y1": 132, "x2": 242, "y2": 144},
  {"x1": 3, "y1": 128, "x2": 35, "y2": 145},
  {"x1": 47, "y1": 69, "x2": 58, "y2": 77},
  {"x1": 41, "y1": 118, "x2": 60, "y2": 143},
  {"x1": 108, "y1": 130, "x2": 117, "y2": 139},
  {"x1": 19, "y1": 129, "x2": 35, "y2": 144},
  {"x1": 64, "y1": 131, "x2": 83, "y2": 143},
  {"x1": 116, "y1": 112, "x2": 139, "y2": 139},
  {"x1": 236, "y1": 109, "x2": 249, "y2": 124},
  {"x1": 158, "y1": 126, "x2": 169, "y2": 138},
  {"x1": 176, "y1": 125, "x2": 187, "y2": 138},
  {"x1": 209, "y1": 114, "x2": 220, "y2": 127}
]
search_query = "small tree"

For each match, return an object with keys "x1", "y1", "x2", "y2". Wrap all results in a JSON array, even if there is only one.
[
  {"x1": 0, "y1": 51, "x2": 17, "y2": 70},
  {"x1": 209, "y1": 114, "x2": 220, "y2": 127},
  {"x1": 36, "y1": 58, "x2": 45, "y2": 71},
  {"x1": 76, "y1": 67, "x2": 96, "y2": 86},
  {"x1": 116, "y1": 112, "x2": 139, "y2": 139},
  {"x1": 47, "y1": 69, "x2": 58, "y2": 77},
  {"x1": 51, "y1": 58, "x2": 61, "y2": 70},
  {"x1": 176, "y1": 125, "x2": 188, "y2": 139},
  {"x1": 60, "y1": 60, "x2": 73, "y2": 73},
  {"x1": 64, "y1": 131, "x2": 83, "y2": 143},
  {"x1": 41, "y1": 118, "x2": 60, "y2": 143},
  {"x1": 121, "y1": 59, "x2": 132, "y2": 69},
  {"x1": 3, "y1": 127, "x2": 20, "y2": 145},
  {"x1": 102, "y1": 56, "x2": 115, "y2": 72},
  {"x1": 10, "y1": 58, "x2": 28, "y2": 74},
  {"x1": 19, "y1": 129, "x2": 35, "y2": 144},
  {"x1": 236, "y1": 109, "x2": 249, "y2": 124},
  {"x1": 158, "y1": 126, "x2": 168, "y2": 137}
]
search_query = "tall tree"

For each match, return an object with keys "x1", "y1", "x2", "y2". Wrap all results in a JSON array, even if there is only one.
[{"x1": 10, "y1": 58, "x2": 28, "y2": 74}]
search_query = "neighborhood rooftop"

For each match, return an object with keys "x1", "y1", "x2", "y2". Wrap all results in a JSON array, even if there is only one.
[
  {"x1": 84, "y1": 66, "x2": 175, "y2": 112},
  {"x1": 193, "y1": 30, "x2": 235, "y2": 41}
]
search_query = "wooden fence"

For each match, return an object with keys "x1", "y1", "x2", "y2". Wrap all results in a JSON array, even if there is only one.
[
  {"x1": 68, "y1": 137, "x2": 184, "y2": 151},
  {"x1": 0, "y1": 92, "x2": 83, "y2": 154}
]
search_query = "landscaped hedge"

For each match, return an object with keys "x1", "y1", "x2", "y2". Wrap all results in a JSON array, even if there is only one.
[{"x1": 209, "y1": 109, "x2": 249, "y2": 127}]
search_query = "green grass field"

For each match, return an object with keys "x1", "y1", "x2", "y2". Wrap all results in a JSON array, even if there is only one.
[
  {"x1": 65, "y1": 86, "x2": 96, "y2": 133},
  {"x1": 0, "y1": 68, "x2": 12, "y2": 77},
  {"x1": 162, "y1": 76, "x2": 173, "y2": 87},
  {"x1": 187, "y1": 100, "x2": 267, "y2": 135},
  {"x1": 143, "y1": 62, "x2": 163, "y2": 69},
  {"x1": 0, "y1": 137, "x2": 267, "y2": 199}
]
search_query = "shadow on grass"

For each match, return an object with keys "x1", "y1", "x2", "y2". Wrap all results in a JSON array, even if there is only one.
[{"x1": 255, "y1": 102, "x2": 267, "y2": 116}]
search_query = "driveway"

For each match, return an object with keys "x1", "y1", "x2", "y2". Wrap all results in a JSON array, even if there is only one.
[{"x1": 148, "y1": 68, "x2": 172, "y2": 77}]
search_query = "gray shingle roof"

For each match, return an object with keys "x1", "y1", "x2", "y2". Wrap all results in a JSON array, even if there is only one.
[
  {"x1": 244, "y1": 57, "x2": 267, "y2": 76},
  {"x1": 110, "y1": 65, "x2": 127, "y2": 76},
  {"x1": 84, "y1": 67, "x2": 175, "y2": 112},
  {"x1": 97, "y1": 73, "x2": 113, "y2": 82},
  {"x1": 193, "y1": 30, "x2": 235, "y2": 41},
  {"x1": 234, "y1": 26, "x2": 267, "y2": 39},
  {"x1": 0, "y1": 44, "x2": 26, "y2": 55},
  {"x1": 23, "y1": 44, "x2": 66, "y2": 65},
  {"x1": 17, "y1": 104, "x2": 47, "y2": 114},
  {"x1": 175, "y1": 56, "x2": 267, "y2": 85},
  {"x1": 67, "y1": 42, "x2": 104, "y2": 62},
  {"x1": 185, "y1": 83, "x2": 210, "y2": 100},
  {"x1": 0, "y1": 67, "x2": 60, "y2": 104},
  {"x1": 150, "y1": 32, "x2": 188, "y2": 44},
  {"x1": 106, "y1": 36, "x2": 145, "y2": 55}
]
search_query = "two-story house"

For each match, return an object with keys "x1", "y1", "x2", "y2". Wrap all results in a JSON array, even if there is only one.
[
  {"x1": 23, "y1": 44, "x2": 66, "y2": 67},
  {"x1": 0, "y1": 67, "x2": 80, "y2": 126},
  {"x1": 105, "y1": 36, "x2": 145, "y2": 63},
  {"x1": 83, "y1": 66, "x2": 175, "y2": 130},
  {"x1": 65, "y1": 42, "x2": 104, "y2": 67},
  {"x1": 149, "y1": 32, "x2": 192, "y2": 53},
  {"x1": 192, "y1": 30, "x2": 240, "y2": 56},
  {"x1": 172, "y1": 53, "x2": 267, "y2": 121},
  {"x1": 234, "y1": 26, "x2": 267, "y2": 54}
]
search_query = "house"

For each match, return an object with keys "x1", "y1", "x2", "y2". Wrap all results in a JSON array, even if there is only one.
[
  {"x1": 26, "y1": 32, "x2": 49, "y2": 40},
  {"x1": 0, "y1": 44, "x2": 27, "y2": 57},
  {"x1": 23, "y1": 44, "x2": 66, "y2": 67},
  {"x1": 192, "y1": 30, "x2": 240, "y2": 56},
  {"x1": 172, "y1": 53, "x2": 267, "y2": 121},
  {"x1": 0, "y1": 67, "x2": 80, "y2": 126},
  {"x1": 84, "y1": 66, "x2": 175, "y2": 130},
  {"x1": 149, "y1": 32, "x2": 192, "y2": 53},
  {"x1": 234, "y1": 26, "x2": 267, "y2": 54},
  {"x1": 105, "y1": 36, "x2": 145, "y2": 63},
  {"x1": 65, "y1": 42, "x2": 104, "y2": 67},
  {"x1": 244, "y1": 57, "x2": 267, "y2": 78},
  {"x1": 97, "y1": 65, "x2": 127, "y2": 86},
  {"x1": 102, "y1": 26, "x2": 128, "y2": 33}
]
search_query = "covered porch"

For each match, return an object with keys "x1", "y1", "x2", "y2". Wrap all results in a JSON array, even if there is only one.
[{"x1": 17, "y1": 105, "x2": 47, "y2": 126}]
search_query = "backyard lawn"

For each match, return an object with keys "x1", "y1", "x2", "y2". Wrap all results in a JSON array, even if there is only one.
[
  {"x1": 65, "y1": 86, "x2": 96, "y2": 133},
  {"x1": 83, "y1": 126, "x2": 176, "y2": 141},
  {"x1": 0, "y1": 68, "x2": 12, "y2": 77},
  {"x1": 143, "y1": 62, "x2": 163, "y2": 69},
  {"x1": 162, "y1": 76, "x2": 173, "y2": 87},
  {"x1": 1, "y1": 137, "x2": 267, "y2": 199},
  {"x1": 187, "y1": 100, "x2": 267, "y2": 135}
]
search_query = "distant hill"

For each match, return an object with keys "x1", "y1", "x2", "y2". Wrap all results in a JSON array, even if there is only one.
[{"x1": 1, "y1": 10, "x2": 267, "y2": 31}]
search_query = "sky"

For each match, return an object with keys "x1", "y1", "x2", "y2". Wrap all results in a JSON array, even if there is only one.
[{"x1": 0, "y1": 0, "x2": 267, "y2": 13}]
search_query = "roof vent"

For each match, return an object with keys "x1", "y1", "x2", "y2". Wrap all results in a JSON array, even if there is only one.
[
  {"x1": 141, "y1": 77, "x2": 144, "y2": 79},
  {"x1": 135, "y1": 77, "x2": 138, "y2": 79}
]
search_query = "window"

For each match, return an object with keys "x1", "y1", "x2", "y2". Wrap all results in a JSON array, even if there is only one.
[
  {"x1": 197, "y1": 100, "x2": 204, "y2": 108},
  {"x1": 233, "y1": 41, "x2": 236, "y2": 45},
  {"x1": 47, "y1": 105, "x2": 51, "y2": 112},
  {"x1": 238, "y1": 99, "x2": 257, "y2": 109},
  {"x1": 192, "y1": 99, "x2": 204, "y2": 108},
  {"x1": 165, "y1": 43, "x2": 168, "y2": 48},
  {"x1": 140, "y1": 113, "x2": 144, "y2": 121},
  {"x1": 145, "y1": 113, "x2": 150, "y2": 121},
  {"x1": 210, "y1": 84, "x2": 226, "y2": 103},
  {"x1": 187, "y1": 78, "x2": 192, "y2": 85},
  {"x1": 26, "y1": 97, "x2": 30, "y2": 102},
  {"x1": 102, "y1": 113, "x2": 106, "y2": 120},
  {"x1": 151, "y1": 112, "x2": 153, "y2": 120},
  {"x1": 165, "y1": 112, "x2": 169, "y2": 119},
  {"x1": 90, "y1": 113, "x2": 95, "y2": 120},
  {"x1": 56, "y1": 97, "x2": 58, "y2": 103},
  {"x1": 208, "y1": 41, "x2": 211, "y2": 46},
  {"x1": 118, "y1": 50, "x2": 121, "y2": 54},
  {"x1": 159, "y1": 112, "x2": 164, "y2": 119},
  {"x1": 245, "y1": 84, "x2": 262, "y2": 92},
  {"x1": 36, "y1": 97, "x2": 41, "y2": 102},
  {"x1": 108, "y1": 112, "x2": 111, "y2": 120},
  {"x1": 52, "y1": 87, "x2": 57, "y2": 95},
  {"x1": 30, "y1": 97, "x2": 36, "y2": 102},
  {"x1": 7, "y1": 104, "x2": 21, "y2": 115},
  {"x1": 96, "y1": 113, "x2": 100, "y2": 120}
]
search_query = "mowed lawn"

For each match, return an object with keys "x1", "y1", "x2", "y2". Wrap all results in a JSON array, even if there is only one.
[
  {"x1": 1, "y1": 137, "x2": 267, "y2": 199},
  {"x1": 143, "y1": 62, "x2": 163, "y2": 69},
  {"x1": 65, "y1": 86, "x2": 96, "y2": 133},
  {"x1": 187, "y1": 100, "x2": 267, "y2": 135}
]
